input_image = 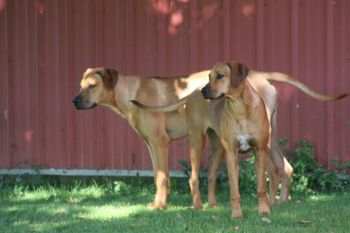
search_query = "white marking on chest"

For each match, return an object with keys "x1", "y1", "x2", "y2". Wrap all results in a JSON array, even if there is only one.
[{"x1": 236, "y1": 134, "x2": 252, "y2": 151}]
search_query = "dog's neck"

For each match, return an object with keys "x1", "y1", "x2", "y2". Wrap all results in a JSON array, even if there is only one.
[
  {"x1": 98, "y1": 74, "x2": 135, "y2": 118},
  {"x1": 223, "y1": 82, "x2": 252, "y2": 120}
]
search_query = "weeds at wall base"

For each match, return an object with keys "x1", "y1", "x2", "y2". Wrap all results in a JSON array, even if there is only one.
[
  {"x1": 178, "y1": 139, "x2": 350, "y2": 195},
  {"x1": 1, "y1": 139, "x2": 349, "y2": 198}
]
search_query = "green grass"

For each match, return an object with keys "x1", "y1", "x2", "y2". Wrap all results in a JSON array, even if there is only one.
[{"x1": 1, "y1": 183, "x2": 350, "y2": 233}]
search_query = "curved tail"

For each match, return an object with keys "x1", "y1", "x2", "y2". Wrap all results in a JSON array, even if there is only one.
[
  {"x1": 131, "y1": 96, "x2": 189, "y2": 112},
  {"x1": 267, "y1": 72, "x2": 349, "y2": 101}
]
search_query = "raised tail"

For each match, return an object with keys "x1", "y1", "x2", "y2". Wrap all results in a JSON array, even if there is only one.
[
  {"x1": 266, "y1": 72, "x2": 349, "y2": 101},
  {"x1": 131, "y1": 96, "x2": 189, "y2": 112}
]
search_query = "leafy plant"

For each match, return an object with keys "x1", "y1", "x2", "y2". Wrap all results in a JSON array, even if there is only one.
[
  {"x1": 238, "y1": 153, "x2": 258, "y2": 193},
  {"x1": 177, "y1": 159, "x2": 208, "y2": 192},
  {"x1": 113, "y1": 180, "x2": 130, "y2": 195},
  {"x1": 331, "y1": 157, "x2": 350, "y2": 173},
  {"x1": 178, "y1": 139, "x2": 350, "y2": 196},
  {"x1": 178, "y1": 153, "x2": 259, "y2": 195},
  {"x1": 285, "y1": 139, "x2": 346, "y2": 193}
]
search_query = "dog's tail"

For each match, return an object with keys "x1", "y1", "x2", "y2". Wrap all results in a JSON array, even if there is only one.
[
  {"x1": 131, "y1": 96, "x2": 189, "y2": 112},
  {"x1": 266, "y1": 72, "x2": 349, "y2": 101}
]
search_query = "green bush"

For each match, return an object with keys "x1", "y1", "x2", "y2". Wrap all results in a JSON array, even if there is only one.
[
  {"x1": 178, "y1": 152, "x2": 258, "y2": 194},
  {"x1": 177, "y1": 159, "x2": 208, "y2": 192},
  {"x1": 178, "y1": 139, "x2": 350, "y2": 195},
  {"x1": 214, "y1": 152, "x2": 257, "y2": 194},
  {"x1": 113, "y1": 180, "x2": 130, "y2": 195},
  {"x1": 286, "y1": 139, "x2": 347, "y2": 193}
]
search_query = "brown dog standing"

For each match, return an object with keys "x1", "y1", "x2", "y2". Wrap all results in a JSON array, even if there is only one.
[
  {"x1": 202, "y1": 62, "x2": 271, "y2": 218},
  {"x1": 72, "y1": 68, "x2": 210, "y2": 209},
  {"x1": 132, "y1": 60, "x2": 348, "y2": 217},
  {"x1": 200, "y1": 60, "x2": 348, "y2": 218},
  {"x1": 134, "y1": 63, "x2": 272, "y2": 218}
]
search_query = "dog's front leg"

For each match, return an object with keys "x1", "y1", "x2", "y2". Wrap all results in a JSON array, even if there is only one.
[
  {"x1": 225, "y1": 147, "x2": 243, "y2": 219},
  {"x1": 146, "y1": 137, "x2": 170, "y2": 210},
  {"x1": 207, "y1": 132, "x2": 224, "y2": 207},
  {"x1": 255, "y1": 149, "x2": 271, "y2": 215}
]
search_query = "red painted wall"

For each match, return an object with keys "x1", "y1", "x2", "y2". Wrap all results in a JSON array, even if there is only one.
[{"x1": 0, "y1": 0, "x2": 349, "y2": 171}]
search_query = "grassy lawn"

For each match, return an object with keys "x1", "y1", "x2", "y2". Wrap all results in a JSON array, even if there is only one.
[{"x1": 1, "y1": 182, "x2": 350, "y2": 233}]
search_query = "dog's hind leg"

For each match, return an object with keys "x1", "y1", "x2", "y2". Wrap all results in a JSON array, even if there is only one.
[
  {"x1": 188, "y1": 130, "x2": 205, "y2": 210},
  {"x1": 270, "y1": 109, "x2": 293, "y2": 204},
  {"x1": 266, "y1": 146, "x2": 279, "y2": 205}
]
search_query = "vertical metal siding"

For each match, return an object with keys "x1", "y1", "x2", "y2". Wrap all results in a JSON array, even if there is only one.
[{"x1": 0, "y1": 0, "x2": 349, "y2": 171}]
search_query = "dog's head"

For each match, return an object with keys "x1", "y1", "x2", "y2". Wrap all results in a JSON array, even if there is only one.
[
  {"x1": 201, "y1": 60, "x2": 249, "y2": 100},
  {"x1": 72, "y1": 67, "x2": 118, "y2": 110}
]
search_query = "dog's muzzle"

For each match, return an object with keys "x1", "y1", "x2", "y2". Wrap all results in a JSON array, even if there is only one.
[
  {"x1": 201, "y1": 85, "x2": 224, "y2": 100},
  {"x1": 72, "y1": 96, "x2": 96, "y2": 110},
  {"x1": 201, "y1": 85, "x2": 212, "y2": 99}
]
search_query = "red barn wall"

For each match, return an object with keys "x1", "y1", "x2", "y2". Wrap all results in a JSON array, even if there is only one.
[{"x1": 0, "y1": 0, "x2": 349, "y2": 172}]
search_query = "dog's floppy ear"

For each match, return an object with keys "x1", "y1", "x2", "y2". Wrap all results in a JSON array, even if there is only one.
[
  {"x1": 225, "y1": 61, "x2": 249, "y2": 88},
  {"x1": 98, "y1": 68, "x2": 118, "y2": 91}
]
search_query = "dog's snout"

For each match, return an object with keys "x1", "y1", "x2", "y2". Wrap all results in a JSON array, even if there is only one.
[
  {"x1": 201, "y1": 86, "x2": 210, "y2": 99},
  {"x1": 72, "y1": 95, "x2": 97, "y2": 110},
  {"x1": 201, "y1": 86, "x2": 208, "y2": 95},
  {"x1": 72, "y1": 96, "x2": 81, "y2": 105},
  {"x1": 72, "y1": 95, "x2": 85, "y2": 109}
]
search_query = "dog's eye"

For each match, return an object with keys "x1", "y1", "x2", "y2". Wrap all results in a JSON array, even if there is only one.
[
  {"x1": 89, "y1": 84, "x2": 96, "y2": 89},
  {"x1": 216, "y1": 74, "x2": 224, "y2": 80}
]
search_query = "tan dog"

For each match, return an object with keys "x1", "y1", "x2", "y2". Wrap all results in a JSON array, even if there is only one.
[
  {"x1": 72, "y1": 68, "x2": 211, "y2": 209},
  {"x1": 72, "y1": 67, "x2": 294, "y2": 210},
  {"x1": 132, "y1": 61, "x2": 348, "y2": 217},
  {"x1": 203, "y1": 61, "x2": 272, "y2": 218}
]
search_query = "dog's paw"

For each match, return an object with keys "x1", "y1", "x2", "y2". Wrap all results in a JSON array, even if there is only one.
[
  {"x1": 258, "y1": 203, "x2": 271, "y2": 215},
  {"x1": 231, "y1": 208, "x2": 243, "y2": 219},
  {"x1": 268, "y1": 197, "x2": 276, "y2": 206},
  {"x1": 147, "y1": 202, "x2": 167, "y2": 210},
  {"x1": 208, "y1": 199, "x2": 218, "y2": 208},
  {"x1": 278, "y1": 192, "x2": 289, "y2": 204},
  {"x1": 193, "y1": 201, "x2": 204, "y2": 210},
  {"x1": 277, "y1": 198, "x2": 289, "y2": 205}
]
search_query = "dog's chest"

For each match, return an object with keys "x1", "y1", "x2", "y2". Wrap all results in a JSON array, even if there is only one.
[
  {"x1": 225, "y1": 116, "x2": 255, "y2": 152},
  {"x1": 236, "y1": 134, "x2": 253, "y2": 152}
]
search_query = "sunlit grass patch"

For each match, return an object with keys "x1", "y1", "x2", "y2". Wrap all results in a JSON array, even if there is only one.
[{"x1": 73, "y1": 204, "x2": 146, "y2": 220}]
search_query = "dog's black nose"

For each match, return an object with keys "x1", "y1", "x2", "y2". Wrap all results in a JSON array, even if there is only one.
[
  {"x1": 72, "y1": 96, "x2": 81, "y2": 105},
  {"x1": 201, "y1": 86, "x2": 209, "y2": 96}
]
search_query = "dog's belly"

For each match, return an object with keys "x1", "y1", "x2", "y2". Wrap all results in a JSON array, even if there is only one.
[{"x1": 166, "y1": 112, "x2": 188, "y2": 140}]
